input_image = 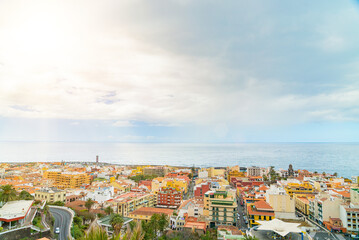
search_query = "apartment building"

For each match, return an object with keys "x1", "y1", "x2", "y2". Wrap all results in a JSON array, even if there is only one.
[
  {"x1": 43, "y1": 170, "x2": 91, "y2": 189},
  {"x1": 204, "y1": 190, "x2": 237, "y2": 228},
  {"x1": 113, "y1": 192, "x2": 156, "y2": 217},
  {"x1": 265, "y1": 185, "x2": 295, "y2": 219},
  {"x1": 294, "y1": 194, "x2": 315, "y2": 216},
  {"x1": 194, "y1": 181, "x2": 211, "y2": 201},
  {"x1": 34, "y1": 187, "x2": 66, "y2": 203},
  {"x1": 285, "y1": 182, "x2": 314, "y2": 197},
  {"x1": 227, "y1": 170, "x2": 245, "y2": 183},
  {"x1": 247, "y1": 200, "x2": 275, "y2": 227},
  {"x1": 247, "y1": 166, "x2": 261, "y2": 177},
  {"x1": 340, "y1": 205, "x2": 359, "y2": 235},
  {"x1": 309, "y1": 192, "x2": 343, "y2": 225},
  {"x1": 143, "y1": 166, "x2": 169, "y2": 177},
  {"x1": 157, "y1": 187, "x2": 182, "y2": 208}
]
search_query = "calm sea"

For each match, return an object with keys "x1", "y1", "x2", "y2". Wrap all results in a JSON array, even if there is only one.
[{"x1": 0, "y1": 142, "x2": 358, "y2": 178}]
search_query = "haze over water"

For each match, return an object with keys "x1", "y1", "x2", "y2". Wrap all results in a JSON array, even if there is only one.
[{"x1": 0, "y1": 142, "x2": 358, "y2": 178}]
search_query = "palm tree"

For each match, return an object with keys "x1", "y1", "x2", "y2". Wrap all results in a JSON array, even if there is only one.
[
  {"x1": 105, "y1": 206, "x2": 114, "y2": 215},
  {"x1": 0, "y1": 185, "x2": 17, "y2": 202},
  {"x1": 79, "y1": 226, "x2": 120, "y2": 240},
  {"x1": 122, "y1": 221, "x2": 144, "y2": 240},
  {"x1": 79, "y1": 222, "x2": 144, "y2": 240},
  {"x1": 110, "y1": 214, "x2": 124, "y2": 235},
  {"x1": 85, "y1": 198, "x2": 95, "y2": 212}
]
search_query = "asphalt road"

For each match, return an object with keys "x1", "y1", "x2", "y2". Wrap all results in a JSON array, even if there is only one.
[
  {"x1": 49, "y1": 207, "x2": 72, "y2": 240},
  {"x1": 236, "y1": 197, "x2": 248, "y2": 231}
]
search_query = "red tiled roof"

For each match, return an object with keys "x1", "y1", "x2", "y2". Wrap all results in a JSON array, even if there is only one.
[{"x1": 254, "y1": 200, "x2": 273, "y2": 210}]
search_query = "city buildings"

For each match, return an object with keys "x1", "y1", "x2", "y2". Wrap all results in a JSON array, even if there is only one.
[
  {"x1": 43, "y1": 170, "x2": 91, "y2": 189},
  {"x1": 34, "y1": 187, "x2": 66, "y2": 203},
  {"x1": 246, "y1": 200, "x2": 275, "y2": 227},
  {"x1": 111, "y1": 192, "x2": 156, "y2": 217},
  {"x1": 247, "y1": 166, "x2": 261, "y2": 177},
  {"x1": 157, "y1": 187, "x2": 182, "y2": 208},
  {"x1": 204, "y1": 190, "x2": 237, "y2": 228},
  {"x1": 128, "y1": 207, "x2": 173, "y2": 222},
  {"x1": 143, "y1": 166, "x2": 170, "y2": 177},
  {"x1": 284, "y1": 181, "x2": 314, "y2": 197},
  {"x1": 265, "y1": 185, "x2": 295, "y2": 219}
]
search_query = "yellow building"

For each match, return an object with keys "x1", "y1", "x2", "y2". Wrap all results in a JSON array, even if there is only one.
[
  {"x1": 35, "y1": 188, "x2": 66, "y2": 203},
  {"x1": 208, "y1": 167, "x2": 226, "y2": 178},
  {"x1": 204, "y1": 190, "x2": 237, "y2": 228},
  {"x1": 151, "y1": 177, "x2": 165, "y2": 194},
  {"x1": 285, "y1": 182, "x2": 314, "y2": 197},
  {"x1": 247, "y1": 200, "x2": 275, "y2": 227},
  {"x1": 294, "y1": 194, "x2": 315, "y2": 216},
  {"x1": 43, "y1": 171, "x2": 91, "y2": 189},
  {"x1": 227, "y1": 170, "x2": 245, "y2": 182},
  {"x1": 166, "y1": 178, "x2": 188, "y2": 194},
  {"x1": 114, "y1": 192, "x2": 156, "y2": 217},
  {"x1": 128, "y1": 207, "x2": 173, "y2": 222}
]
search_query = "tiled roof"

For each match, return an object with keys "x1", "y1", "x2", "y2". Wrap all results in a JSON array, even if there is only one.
[{"x1": 129, "y1": 207, "x2": 173, "y2": 216}]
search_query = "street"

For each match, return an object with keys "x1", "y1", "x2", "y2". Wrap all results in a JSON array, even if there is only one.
[
  {"x1": 236, "y1": 197, "x2": 248, "y2": 231},
  {"x1": 49, "y1": 207, "x2": 73, "y2": 240}
]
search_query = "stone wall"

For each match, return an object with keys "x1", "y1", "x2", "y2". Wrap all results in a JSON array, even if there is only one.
[{"x1": 0, "y1": 227, "x2": 52, "y2": 240}]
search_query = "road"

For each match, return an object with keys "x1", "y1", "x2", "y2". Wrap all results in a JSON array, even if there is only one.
[
  {"x1": 49, "y1": 207, "x2": 73, "y2": 240},
  {"x1": 236, "y1": 201, "x2": 247, "y2": 230},
  {"x1": 184, "y1": 179, "x2": 194, "y2": 200}
]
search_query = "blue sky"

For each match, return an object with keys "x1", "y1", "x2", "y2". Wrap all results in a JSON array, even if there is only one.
[{"x1": 0, "y1": 0, "x2": 359, "y2": 142}]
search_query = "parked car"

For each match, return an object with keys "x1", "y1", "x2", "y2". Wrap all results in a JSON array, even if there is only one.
[{"x1": 55, "y1": 227, "x2": 60, "y2": 234}]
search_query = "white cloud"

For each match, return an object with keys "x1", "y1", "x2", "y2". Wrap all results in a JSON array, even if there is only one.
[{"x1": 0, "y1": 0, "x2": 359, "y2": 129}]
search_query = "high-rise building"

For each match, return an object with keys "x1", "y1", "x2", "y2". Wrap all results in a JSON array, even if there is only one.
[{"x1": 204, "y1": 190, "x2": 237, "y2": 228}]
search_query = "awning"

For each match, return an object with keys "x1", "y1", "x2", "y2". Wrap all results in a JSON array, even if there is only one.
[{"x1": 256, "y1": 219, "x2": 302, "y2": 237}]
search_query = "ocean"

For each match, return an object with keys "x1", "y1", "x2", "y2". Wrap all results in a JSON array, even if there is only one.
[{"x1": 0, "y1": 142, "x2": 358, "y2": 178}]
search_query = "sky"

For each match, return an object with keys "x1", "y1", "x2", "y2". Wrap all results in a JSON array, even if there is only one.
[{"x1": 0, "y1": 0, "x2": 359, "y2": 142}]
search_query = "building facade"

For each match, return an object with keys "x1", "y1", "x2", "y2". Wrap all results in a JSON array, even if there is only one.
[
  {"x1": 34, "y1": 188, "x2": 66, "y2": 203},
  {"x1": 157, "y1": 187, "x2": 182, "y2": 208},
  {"x1": 247, "y1": 167, "x2": 261, "y2": 177},
  {"x1": 204, "y1": 190, "x2": 237, "y2": 228}
]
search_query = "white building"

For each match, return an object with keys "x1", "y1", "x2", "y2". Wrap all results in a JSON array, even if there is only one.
[
  {"x1": 247, "y1": 166, "x2": 261, "y2": 177},
  {"x1": 0, "y1": 200, "x2": 34, "y2": 228},
  {"x1": 265, "y1": 185, "x2": 296, "y2": 219},
  {"x1": 85, "y1": 186, "x2": 114, "y2": 204}
]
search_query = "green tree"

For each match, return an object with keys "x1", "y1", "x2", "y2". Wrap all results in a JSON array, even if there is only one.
[
  {"x1": 110, "y1": 214, "x2": 124, "y2": 235},
  {"x1": 158, "y1": 214, "x2": 168, "y2": 234},
  {"x1": 128, "y1": 221, "x2": 136, "y2": 231},
  {"x1": 72, "y1": 223, "x2": 84, "y2": 239},
  {"x1": 73, "y1": 216, "x2": 83, "y2": 226},
  {"x1": 105, "y1": 206, "x2": 114, "y2": 215},
  {"x1": 85, "y1": 198, "x2": 95, "y2": 212},
  {"x1": 19, "y1": 190, "x2": 34, "y2": 200},
  {"x1": 333, "y1": 172, "x2": 338, "y2": 177},
  {"x1": 0, "y1": 185, "x2": 17, "y2": 202},
  {"x1": 150, "y1": 214, "x2": 160, "y2": 236}
]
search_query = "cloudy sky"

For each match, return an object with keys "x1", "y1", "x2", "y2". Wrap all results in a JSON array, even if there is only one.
[{"x1": 0, "y1": 0, "x2": 359, "y2": 142}]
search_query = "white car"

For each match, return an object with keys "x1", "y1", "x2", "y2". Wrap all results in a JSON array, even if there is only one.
[{"x1": 55, "y1": 227, "x2": 60, "y2": 234}]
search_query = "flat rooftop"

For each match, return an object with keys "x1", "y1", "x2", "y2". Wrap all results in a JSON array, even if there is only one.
[{"x1": 0, "y1": 200, "x2": 33, "y2": 221}]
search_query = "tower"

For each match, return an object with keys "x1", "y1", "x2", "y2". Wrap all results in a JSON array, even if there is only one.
[
  {"x1": 96, "y1": 155, "x2": 99, "y2": 164},
  {"x1": 288, "y1": 164, "x2": 294, "y2": 178}
]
